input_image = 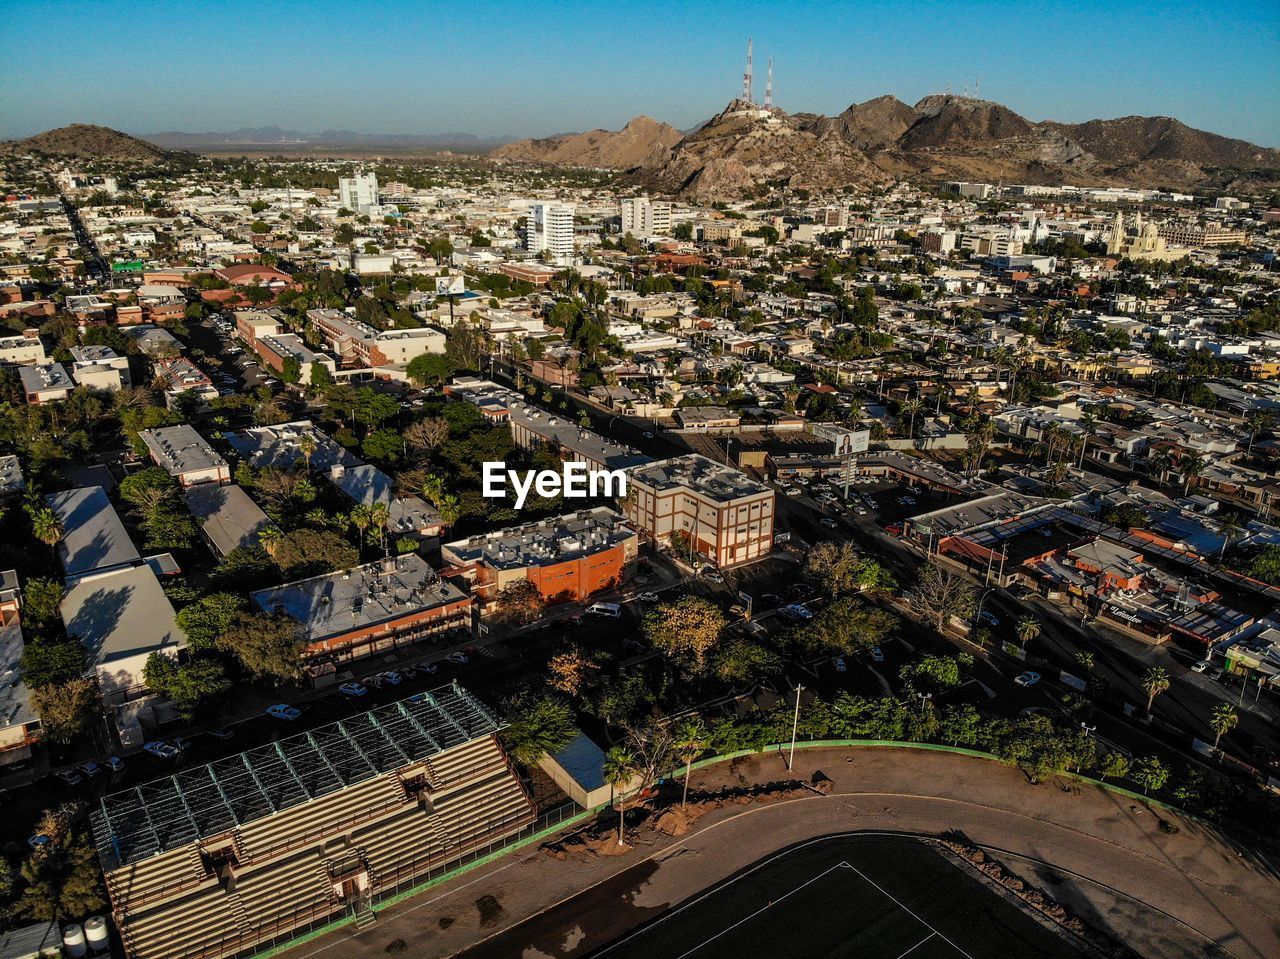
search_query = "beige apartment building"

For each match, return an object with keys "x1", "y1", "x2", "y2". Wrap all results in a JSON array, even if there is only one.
[{"x1": 624, "y1": 454, "x2": 775, "y2": 568}]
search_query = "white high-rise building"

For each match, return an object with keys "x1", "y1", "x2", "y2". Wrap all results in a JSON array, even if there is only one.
[
  {"x1": 620, "y1": 196, "x2": 672, "y2": 240},
  {"x1": 526, "y1": 203, "x2": 576, "y2": 262},
  {"x1": 338, "y1": 173, "x2": 379, "y2": 214}
]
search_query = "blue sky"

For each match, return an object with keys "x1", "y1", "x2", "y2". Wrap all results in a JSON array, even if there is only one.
[{"x1": 2, "y1": 0, "x2": 1278, "y2": 145}]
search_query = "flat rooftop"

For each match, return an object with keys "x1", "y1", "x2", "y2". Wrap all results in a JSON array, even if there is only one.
[
  {"x1": 47, "y1": 486, "x2": 141, "y2": 581},
  {"x1": 140, "y1": 424, "x2": 228, "y2": 477},
  {"x1": 251, "y1": 554, "x2": 467, "y2": 644},
  {"x1": 628, "y1": 453, "x2": 772, "y2": 502},
  {"x1": 0, "y1": 455, "x2": 23, "y2": 496},
  {"x1": 443, "y1": 507, "x2": 633, "y2": 571},
  {"x1": 90, "y1": 684, "x2": 501, "y2": 871},
  {"x1": 18, "y1": 362, "x2": 72, "y2": 393},
  {"x1": 226, "y1": 420, "x2": 358, "y2": 473}
]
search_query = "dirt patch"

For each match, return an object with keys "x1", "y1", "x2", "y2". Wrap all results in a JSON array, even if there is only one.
[{"x1": 475, "y1": 894, "x2": 504, "y2": 927}]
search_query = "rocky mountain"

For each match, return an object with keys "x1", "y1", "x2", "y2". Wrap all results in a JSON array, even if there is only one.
[
  {"x1": 491, "y1": 116, "x2": 682, "y2": 169},
  {"x1": 2, "y1": 124, "x2": 178, "y2": 162},
  {"x1": 631, "y1": 100, "x2": 891, "y2": 200},
  {"x1": 504, "y1": 94, "x2": 1279, "y2": 200}
]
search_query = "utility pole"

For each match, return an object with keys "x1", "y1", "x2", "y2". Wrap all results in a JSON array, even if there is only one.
[{"x1": 787, "y1": 683, "x2": 804, "y2": 770}]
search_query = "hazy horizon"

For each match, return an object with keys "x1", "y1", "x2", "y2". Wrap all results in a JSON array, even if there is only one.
[{"x1": 2, "y1": 0, "x2": 1278, "y2": 147}]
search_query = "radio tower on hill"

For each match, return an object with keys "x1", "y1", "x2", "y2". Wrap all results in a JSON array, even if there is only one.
[
  {"x1": 765, "y1": 57, "x2": 774, "y2": 108},
  {"x1": 742, "y1": 37, "x2": 754, "y2": 104}
]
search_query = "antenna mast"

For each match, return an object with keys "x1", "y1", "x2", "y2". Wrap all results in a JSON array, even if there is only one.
[
  {"x1": 742, "y1": 37, "x2": 753, "y2": 104},
  {"x1": 975, "y1": 75, "x2": 981, "y2": 98},
  {"x1": 765, "y1": 57, "x2": 773, "y2": 108}
]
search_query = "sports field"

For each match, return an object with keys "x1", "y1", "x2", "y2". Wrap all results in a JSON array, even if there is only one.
[{"x1": 589, "y1": 834, "x2": 1085, "y2": 959}]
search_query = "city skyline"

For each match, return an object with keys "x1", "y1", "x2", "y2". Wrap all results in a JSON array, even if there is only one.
[{"x1": 1, "y1": 0, "x2": 1278, "y2": 146}]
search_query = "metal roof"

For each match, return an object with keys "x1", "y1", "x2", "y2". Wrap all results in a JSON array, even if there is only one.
[{"x1": 91, "y1": 683, "x2": 501, "y2": 871}]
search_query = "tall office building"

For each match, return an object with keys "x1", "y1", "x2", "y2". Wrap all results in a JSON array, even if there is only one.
[
  {"x1": 338, "y1": 172, "x2": 379, "y2": 214},
  {"x1": 620, "y1": 196, "x2": 672, "y2": 239},
  {"x1": 525, "y1": 203, "x2": 576, "y2": 262}
]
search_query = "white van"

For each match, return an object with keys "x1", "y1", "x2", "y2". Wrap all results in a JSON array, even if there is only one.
[{"x1": 586, "y1": 602, "x2": 622, "y2": 618}]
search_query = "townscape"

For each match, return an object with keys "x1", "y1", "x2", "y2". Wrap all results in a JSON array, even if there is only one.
[{"x1": 2, "y1": 31, "x2": 1280, "y2": 959}]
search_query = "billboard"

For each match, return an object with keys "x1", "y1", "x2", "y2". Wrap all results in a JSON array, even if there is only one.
[{"x1": 827, "y1": 427, "x2": 870, "y2": 457}]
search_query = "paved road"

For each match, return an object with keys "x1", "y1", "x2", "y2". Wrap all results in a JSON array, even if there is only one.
[{"x1": 289, "y1": 747, "x2": 1279, "y2": 959}]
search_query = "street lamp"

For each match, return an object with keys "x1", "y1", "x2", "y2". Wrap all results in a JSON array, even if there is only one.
[
  {"x1": 1079, "y1": 722, "x2": 1096, "y2": 737},
  {"x1": 915, "y1": 691, "x2": 933, "y2": 713},
  {"x1": 787, "y1": 683, "x2": 804, "y2": 771},
  {"x1": 972, "y1": 587, "x2": 995, "y2": 635}
]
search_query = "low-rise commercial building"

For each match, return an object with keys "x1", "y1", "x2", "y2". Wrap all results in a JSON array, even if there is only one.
[
  {"x1": 139, "y1": 425, "x2": 230, "y2": 487},
  {"x1": 251, "y1": 554, "x2": 471, "y2": 664},
  {"x1": 18, "y1": 362, "x2": 73, "y2": 404},
  {"x1": 624, "y1": 454, "x2": 775, "y2": 568},
  {"x1": 307, "y1": 309, "x2": 447, "y2": 367},
  {"x1": 442, "y1": 507, "x2": 637, "y2": 602},
  {"x1": 69, "y1": 344, "x2": 131, "y2": 390},
  {"x1": 183, "y1": 483, "x2": 271, "y2": 559}
]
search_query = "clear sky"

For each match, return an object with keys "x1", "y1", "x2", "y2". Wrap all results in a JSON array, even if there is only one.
[{"x1": 2, "y1": 0, "x2": 1278, "y2": 145}]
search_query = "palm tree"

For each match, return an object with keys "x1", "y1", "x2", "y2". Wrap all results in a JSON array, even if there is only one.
[
  {"x1": 603, "y1": 745, "x2": 637, "y2": 846},
  {"x1": 30, "y1": 508, "x2": 63, "y2": 558},
  {"x1": 1209, "y1": 703, "x2": 1238, "y2": 752},
  {"x1": 1246, "y1": 411, "x2": 1272, "y2": 454},
  {"x1": 1015, "y1": 616, "x2": 1041, "y2": 652},
  {"x1": 1042, "y1": 423, "x2": 1064, "y2": 465},
  {"x1": 902, "y1": 399, "x2": 924, "y2": 439},
  {"x1": 1077, "y1": 410, "x2": 1097, "y2": 468},
  {"x1": 1074, "y1": 650, "x2": 1096, "y2": 673},
  {"x1": 349, "y1": 504, "x2": 374, "y2": 549},
  {"x1": 1181, "y1": 454, "x2": 1205, "y2": 496},
  {"x1": 369, "y1": 501, "x2": 390, "y2": 553},
  {"x1": 1218, "y1": 516, "x2": 1242, "y2": 563},
  {"x1": 1141, "y1": 666, "x2": 1170, "y2": 716},
  {"x1": 672, "y1": 717, "x2": 709, "y2": 810},
  {"x1": 257, "y1": 524, "x2": 284, "y2": 558},
  {"x1": 298, "y1": 434, "x2": 317, "y2": 472},
  {"x1": 1147, "y1": 448, "x2": 1174, "y2": 485}
]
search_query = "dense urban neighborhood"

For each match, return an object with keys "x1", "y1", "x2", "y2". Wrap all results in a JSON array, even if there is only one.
[{"x1": 2, "y1": 93, "x2": 1280, "y2": 959}]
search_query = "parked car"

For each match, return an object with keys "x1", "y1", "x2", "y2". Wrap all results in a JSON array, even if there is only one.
[
  {"x1": 761, "y1": 593, "x2": 783, "y2": 607},
  {"x1": 1191, "y1": 660, "x2": 1212, "y2": 673},
  {"x1": 77, "y1": 761, "x2": 103, "y2": 779},
  {"x1": 637, "y1": 592, "x2": 660, "y2": 603},
  {"x1": 833, "y1": 656, "x2": 847, "y2": 673},
  {"x1": 870, "y1": 646, "x2": 885, "y2": 663},
  {"x1": 1014, "y1": 671, "x2": 1041, "y2": 687},
  {"x1": 27, "y1": 834, "x2": 51, "y2": 851},
  {"x1": 104, "y1": 756, "x2": 125, "y2": 774},
  {"x1": 379, "y1": 671, "x2": 404, "y2": 686},
  {"x1": 977, "y1": 610, "x2": 1001, "y2": 627},
  {"x1": 780, "y1": 604, "x2": 813, "y2": 621},
  {"x1": 207, "y1": 727, "x2": 235, "y2": 741},
  {"x1": 820, "y1": 517, "x2": 838, "y2": 528},
  {"x1": 587, "y1": 602, "x2": 622, "y2": 617},
  {"x1": 701, "y1": 568, "x2": 725, "y2": 584},
  {"x1": 55, "y1": 768, "x2": 84, "y2": 786},
  {"x1": 446, "y1": 651, "x2": 470, "y2": 665},
  {"x1": 171, "y1": 736, "x2": 193, "y2": 753},
  {"x1": 143, "y1": 741, "x2": 180, "y2": 760},
  {"x1": 339, "y1": 682, "x2": 368, "y2": 697},
  {"x1": 642, "y1": 431, "x2": 654, "y2": 439},
  {"x1": 418, "y1": 661, "x2": 439, "y2": 675},
  {"x1": 265, "y1": 703, "x2": 302, "y2": 721}
]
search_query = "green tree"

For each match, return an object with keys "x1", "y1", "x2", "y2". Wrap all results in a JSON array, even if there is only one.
[
  {"x1": 1097, "y1": 751, "x2": 1131, "y2": 782},
  {"x1": 493, "y1": 579, "x2": 547, "y2": 626},
  {"x1": 405, "y1": 352, "x2": 456, "y2": 386},
  {"x1": 29, "y1": 678, "x2": 100, "y2": 743},
  {"x1": 500, "y1": 693, "x2": 575, "y2": 766},
  {"x1": 713, "y1": 635, "x2": 782, "y2": 685},
  {"x1": 15, "y1": 806, "x2": 106, "y2": 920},
  {"x1": 18, "y1": 639, "x2": 87, "y2": 689},
  {"x1": 270, "y1": 528, "x2": 358, "y2": 577},
  {"x1": 176, "y1": 592, "x2": 246, "y2": 652},
  {"x1": 20, "y1": 577, "x2": 65, "y2": 630},
  {"x1": 1131, "y1": 755, "x2": 1169, "y2": 795},
  {"x1": 795, "y1": 597, "x2": 896, "y2": 656},
  {"x1": 143, "y1": 653, "x2": 231, "y2": 720},
  {"x1": 216, "y1": 611, "x2": 305, "y2": 682},
  {"x1": 643, "y1": 596, "x2": 727, "y2": 673}
]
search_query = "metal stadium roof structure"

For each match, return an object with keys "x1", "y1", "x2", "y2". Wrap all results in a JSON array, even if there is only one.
[{"x1": 91, "y1": 683, "x2": 502, "y2": 871}]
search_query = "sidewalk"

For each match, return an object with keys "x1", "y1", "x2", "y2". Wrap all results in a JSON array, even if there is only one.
[{"x1": 284, "y1": 746, "x2": 1279, "y2": 959}]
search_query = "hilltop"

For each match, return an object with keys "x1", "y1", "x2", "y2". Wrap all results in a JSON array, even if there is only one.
[
  {"x1": 491, "y1": 116, "x2": 682, "y2": 169},
  {"x1": 1, "y1": 123, "x2": 179, "y2": 162}
]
